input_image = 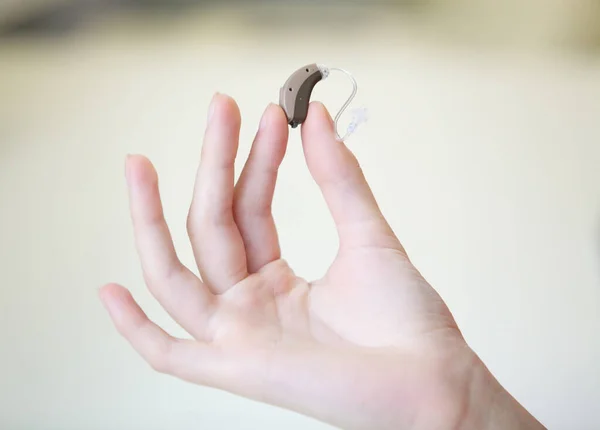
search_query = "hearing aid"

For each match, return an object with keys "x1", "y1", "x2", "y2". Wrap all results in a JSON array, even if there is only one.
[{"x1": 279, "y1": 64, "x2": 367, "y2": 141}]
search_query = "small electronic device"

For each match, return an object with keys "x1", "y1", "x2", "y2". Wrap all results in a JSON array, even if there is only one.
[{"x1": 279, "y1": 64, "x2": 367, "y2": 141}]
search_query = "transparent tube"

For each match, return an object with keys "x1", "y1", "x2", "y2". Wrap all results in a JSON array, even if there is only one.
[{"x1": 317, "y1": 65, "x2": 368, "y2": 142}]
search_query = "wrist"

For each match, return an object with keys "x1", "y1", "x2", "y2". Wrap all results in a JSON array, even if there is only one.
[{"x1": 459, "y1": 352, "x2": 546, "y2": 430}]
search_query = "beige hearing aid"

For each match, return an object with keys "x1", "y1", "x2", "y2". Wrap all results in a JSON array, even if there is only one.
[
  {"x1": 279, "y1": 63, "x2": 323, "y2": 129},
  {"x1": 279, "y1": 63, "x2": 367, "y2": 141}
]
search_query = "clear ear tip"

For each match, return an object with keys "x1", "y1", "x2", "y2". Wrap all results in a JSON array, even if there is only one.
[{"x1": 346, "y1": 107, "x2": 368, "y2": 137}]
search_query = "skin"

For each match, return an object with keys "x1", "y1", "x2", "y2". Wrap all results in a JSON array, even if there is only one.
[{"x1": 99, "y1": 94, "x2": 546, "y2": 430}]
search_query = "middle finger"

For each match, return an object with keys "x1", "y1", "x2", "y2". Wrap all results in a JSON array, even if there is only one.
[{"x1": 187, "y1": 94, "x2": 248, "y2": 294}]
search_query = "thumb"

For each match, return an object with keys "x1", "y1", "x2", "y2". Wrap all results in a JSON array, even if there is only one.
[{"x1": 300, "y1": 102, "x2": 402, "y2": 251}]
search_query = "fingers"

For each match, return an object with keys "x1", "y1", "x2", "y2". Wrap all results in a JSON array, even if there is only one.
[
  {"x1": 301, "y1": 102, "x2": 403, "y2": 251},
  {"x1": 99, "y1": 284, "x2": 222, "y2": 383},
  {"x1": 99, "y1": 283, "x2": 185, "y2": 373},
  {"x1": 100, "y1": 284, "x2": 272, "y2": 396},
  {"x1": 233, "y1": 104, "x2": 289, "y2": 272},
  {"x1": 188, "y1": 94, "x2": 248, "y2": 294},
  {"x1": 126, "y1": 155, "x2": 214, "y2": 340}
]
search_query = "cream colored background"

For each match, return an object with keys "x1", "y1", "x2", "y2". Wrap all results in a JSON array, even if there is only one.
[{"x1": 1, "y1": 6, "x2": 599, "y2": 430}]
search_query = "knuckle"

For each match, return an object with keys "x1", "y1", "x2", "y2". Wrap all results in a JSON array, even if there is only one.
[
  {"x1": 141, "y1": 271, "x2": 158, "y2": 293},
  {"x1": 146, "y1": 344, "x2": 172, "y2": 374},
  {"x1": 142, "y1": 265, "x2": 193, "y2": 308},
  {"x1": 148, "y1": 356, "x2": 169, "y2": 373},
  {"x1": 188, "y1": 206, "x2": 234, "y2": 233}
]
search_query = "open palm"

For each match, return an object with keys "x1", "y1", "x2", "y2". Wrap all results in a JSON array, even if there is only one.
[{"x1": 101, "y1": 95, "x2": 484, "y2": 430}]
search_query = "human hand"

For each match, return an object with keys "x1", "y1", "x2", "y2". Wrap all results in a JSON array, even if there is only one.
[{"x1": 100, "y1": 94, "x2": 545, "y2": 430}]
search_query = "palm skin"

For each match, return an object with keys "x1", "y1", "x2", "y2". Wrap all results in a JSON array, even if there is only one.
[{"x1": 100, "y1": 95, "x2": 543, "y2": 430}]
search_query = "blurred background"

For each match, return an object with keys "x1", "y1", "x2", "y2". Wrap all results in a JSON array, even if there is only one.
[{"x1": 1, "y1": 1, "x2": 599, "y2": 429}]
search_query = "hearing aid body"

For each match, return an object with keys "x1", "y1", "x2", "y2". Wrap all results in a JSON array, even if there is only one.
[
  {"x1": 279, "y1": 63, "x2": 366, "y2": 141},
  {"x1": 279, "y1": 63, "x2": 323, "y2": 128}
]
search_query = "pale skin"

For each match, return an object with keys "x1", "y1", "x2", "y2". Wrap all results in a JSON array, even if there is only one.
[{"x1": 99, "y1": 94, "x2": 546, "y2": 430}]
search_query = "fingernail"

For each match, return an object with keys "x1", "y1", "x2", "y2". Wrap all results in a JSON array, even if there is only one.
[
  {"x1": 259, "y1": 103, "x2": 273, "y2": 130},
  {"x1": 208, "y1": 92, "x2": 220, "y2": 122}
]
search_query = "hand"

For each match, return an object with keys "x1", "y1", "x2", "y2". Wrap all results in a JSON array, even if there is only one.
[{"x1": 100, "y1": 94, "x2": 545, "y2": 430}]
